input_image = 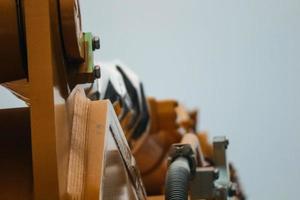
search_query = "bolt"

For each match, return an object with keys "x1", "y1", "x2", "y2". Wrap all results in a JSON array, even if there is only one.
[
  {"x1": 92, "y1": 36, "x2": 100, "y2": 51},
  {"x1": 213, "y1": 169, "x2": 219, "y2": 180},
  {"x1": 94, "y1": 65, "x2": 101, "y2": 79},
  {"x1": 224, "y1": 139, "x2": 229, "y2": 149}
]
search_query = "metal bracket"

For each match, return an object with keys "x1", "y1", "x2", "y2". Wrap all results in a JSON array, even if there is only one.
[{"x1": 190, "y1": 136, "x2": 235, "y2": 200}]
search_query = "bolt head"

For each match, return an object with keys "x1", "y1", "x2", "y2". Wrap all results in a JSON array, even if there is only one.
[
  {"x1": 94, "y1": 65, "x2": 101, "y2": 79},
  {"x1": 92, "y1": 36, "x2": 100, "y2": 51},
  {"x1": 224, "y1": 139, "x2": 229, "y2": 149}
]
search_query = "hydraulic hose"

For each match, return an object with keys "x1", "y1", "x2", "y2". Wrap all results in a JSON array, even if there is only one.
[{"x1": 165, "y1": 157, "x2": 191, "y2": 200}]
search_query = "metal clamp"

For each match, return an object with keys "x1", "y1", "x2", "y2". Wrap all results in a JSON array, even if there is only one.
[{"x1": 168, "y1": 143, "x2": 197, "y2": 175}]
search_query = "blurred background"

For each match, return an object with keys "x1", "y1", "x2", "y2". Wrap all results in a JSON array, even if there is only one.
[{"x1": 1, "y1": 0, "x2": 299, "y2": 199}]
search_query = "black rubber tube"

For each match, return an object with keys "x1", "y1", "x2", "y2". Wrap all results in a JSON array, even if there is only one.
[{"x1": 165, "y1": 157, "x2": 191, "y2": 200}]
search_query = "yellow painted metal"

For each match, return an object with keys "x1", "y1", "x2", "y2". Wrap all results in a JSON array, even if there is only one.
[{"x1": 23, "y1": 0, "x2": 71, "y2": 198}]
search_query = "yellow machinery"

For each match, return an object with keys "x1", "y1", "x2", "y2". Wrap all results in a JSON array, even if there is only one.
[{"x1": 0, "y1": 1, "x2": 245, "y2": 199}]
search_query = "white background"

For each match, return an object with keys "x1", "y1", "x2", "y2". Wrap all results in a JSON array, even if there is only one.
[{"x1": 1, "y1": 1, "x2": 300, "y2": 199}]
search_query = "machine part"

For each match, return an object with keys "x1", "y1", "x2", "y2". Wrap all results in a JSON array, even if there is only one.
[
  {"x1": 68, "y1": 32, "x2": 96, "y2": 90},
  {"x1": 116, "y1": 65, "x2": 149, "y2": 139},
  {"x1": 190, "y1": 136, "x2": 234, "y2": 200},
  {"x1": 0, "y1": 1, "x2": 245, "y2": 199},
  {"x1": 175, "y1": 105, "x2": 197, "y2": 132},
  {"x1": 229, "y1": 164, "x2": 246, "y2": 199},
  {"x1": 133, "y1": 129, "x2": 182, "y2": 195},
  {"x1": 0, "y1": 0, "x2": 27, "y2": 83},
  {"x1": 86, "y1": 62, "x2": 150, "y2": 140},
  {"x1": 168, "y1": 143, "x2": 197, "y2": 175},
  {"x1": 80, "y1": 33, "x2": 95, "y2": 73},
  {"x1": 133, "y1": 98, "x2": 199, "y2": 195},
  {"x1": 213, "y1": 136, "x2": 232, "y2": 196},
  {"x1": 94, "y1": 65, "x2": 101, "y2": 79},
  {"x1": 92, "y1": 36, "x2": 101, "y2": 51},
  {"x1": 59, "y1": 0, "x2": 85, "y2": 62},
  {"x1": 165, "y1": 137, "x2": 199, "y2": 200},
  {"x1": 22, "y1": 0, "x2": 77, "y2": 198},
  {"x1": 190, "y1": 167, "x2": 219, "y2": 200},
  {"x1": 130, "y1": 82, "x2": 149, "y2": 139},
  {"x1": 180, "y1": 133, "x2": 207, "y2": 167},
  {"x1": 85, "y1": 65, "x2": 102, "y2": 100},
  {"x1": 165, "y1": 157, "x2": 191, "y2": 200},
  {"x1": 144, "y1": 98, "x2": 178, "y2": 134},
  {"x1": 66, "y1": 86, "x2": 147, "y2": 199},
  {"x1": 197, "y1": 132, "x2": 214, "y2": 160}
]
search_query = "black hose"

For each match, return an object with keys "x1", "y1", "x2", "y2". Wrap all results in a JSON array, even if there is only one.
[{"x1": 165, "y1": 157, "x2": 191, "y2": 200}]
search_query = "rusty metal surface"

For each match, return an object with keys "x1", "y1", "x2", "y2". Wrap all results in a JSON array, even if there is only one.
[{"x1": 0, "y1": 0, "x2": 26, "y2": 83}]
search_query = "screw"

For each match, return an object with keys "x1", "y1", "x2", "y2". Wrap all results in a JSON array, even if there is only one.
[
  {"x1": 92, "y1": 36, "x2": 100, "y2": 51},
  {"x1": 94, "y1": 65, "x2": 101, "y2": 79}
]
